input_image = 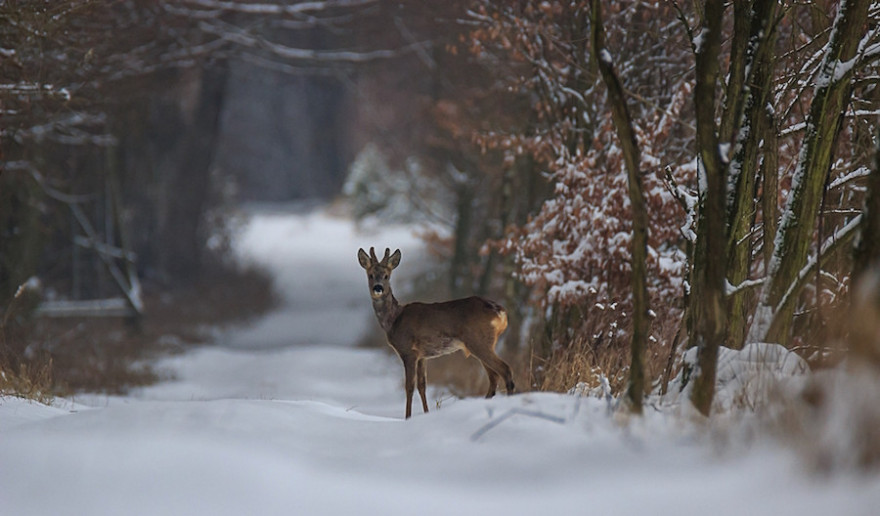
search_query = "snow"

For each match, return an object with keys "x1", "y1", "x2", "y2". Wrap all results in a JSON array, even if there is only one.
[
  {"x1": 2, "y1": 205, "x2": 880, "y2": 516},
  {"x1": 828, "y1": 166, "x2": 871, "y2": 190},
  {"x1": 667, "y1": 343, "x2": 810, "y2": 413},
  {"x1": 693, "y1": 27, "x2": 709, "y2": 55}
]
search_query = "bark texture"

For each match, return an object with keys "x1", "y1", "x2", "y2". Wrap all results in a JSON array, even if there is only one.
[
  {"x1": 689, "y1": 0, "x2": 727, "y2": 416},
  {"x1": 760, "y1": 0, "x2": 871, "y2": 345},
  {"x1": 589, "y1": 0, "x2": 650, "y2": 414}
]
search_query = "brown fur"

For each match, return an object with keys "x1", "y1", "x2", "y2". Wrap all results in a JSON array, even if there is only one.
[{"x1": 358, "y1": 247, "x2": 515, "y2": 419}]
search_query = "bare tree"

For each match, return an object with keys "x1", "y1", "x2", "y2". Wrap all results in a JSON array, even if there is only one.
[
  {"x1": 687, "y1": 0, "x2": 727, "y2": 416},
  {"x1": 749, "y1": 0, "x2": 875, "y2": 345},
  {"x1": 588, "y1": 0, "x2": 650, "y2": 414}
]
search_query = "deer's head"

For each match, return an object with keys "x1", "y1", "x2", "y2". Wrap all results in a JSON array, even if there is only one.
[{"x1": 357, "y1": 247, "x2": 401, "y2": 300}]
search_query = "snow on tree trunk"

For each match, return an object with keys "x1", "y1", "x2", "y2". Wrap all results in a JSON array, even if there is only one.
[
  {"x1": 724, "y1": 0, "x2": 780, "y2": 350},
  {"x1": 751, "y1": 0, "x2": 871, "y2": 346}
]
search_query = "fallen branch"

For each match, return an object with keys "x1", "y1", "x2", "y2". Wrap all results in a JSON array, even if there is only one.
[{"x1": 470, "y1": 408, "x2": 566, "y2": 441}]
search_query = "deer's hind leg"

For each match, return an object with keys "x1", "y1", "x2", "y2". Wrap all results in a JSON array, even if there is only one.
[
  {"x1": 481, "y1": 363, "x2": 500, "y2": 398},
  {"x1": 468, "y1": 335, "x2": 516, "y2": 395}
]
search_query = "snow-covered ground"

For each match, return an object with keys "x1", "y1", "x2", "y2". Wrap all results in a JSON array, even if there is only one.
[{"x1": 2, "y1": 206, "x2": 878, "y2": 516}]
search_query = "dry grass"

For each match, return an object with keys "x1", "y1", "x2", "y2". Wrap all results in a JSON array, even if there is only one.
[
  {"x1": 533, "y1": 335, "x2": 631, "y2": 395},
  {"x1": 0, "y1": 263, "x2": 278, "y2": 399},
  {"x1": 0, "y1": 351, "x2": 54, "y2": 404},
  {"x1": 414, "y1": 305, "x2": 678, "y2": 401},
  {"x1": 768, "y1": 275, "x2": 880, "y2": 473},
  {"x1": 416, "y1": 329, "x2": 672, "y2": 402},
  {"x1": 31, "y1": 318, "x2": 163, "y2": 395},
  {"x1": 772, "y1": 363, "x2": 880, "y2": 473},
  {"x1": 0, "y1": 280, "x2": 54, "y2": 402},
  {"x1": 529, "y1": 301, "x2": 681, "y2": 398}
]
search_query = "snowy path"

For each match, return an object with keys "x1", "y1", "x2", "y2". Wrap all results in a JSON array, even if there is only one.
[
  {"x1": 2, "y1": 207, "x2": 878, "y2": 516},
  {"x1": 132, "y1": 206, "x2": 427, "y2": 416}
]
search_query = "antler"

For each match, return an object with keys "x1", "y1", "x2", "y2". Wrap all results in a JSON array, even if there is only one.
[{"x1": 365, "y1": 247, "x2": 394, "y2": 266}]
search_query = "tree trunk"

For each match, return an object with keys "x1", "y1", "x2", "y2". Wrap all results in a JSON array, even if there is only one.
[
  {"x1": 689, "y1": 0, "x2": 727, "y2": 417},
  {"x1": 0, "y1": 173, "x2": 44, "y2": 302},
  {"x1": 756, "y1": 0, "x2": 870, "y2": 345},
  {"x1": 450, "y1": 180, "x2": 474, "y2": 299},
  {"x1": 724, "y1": 0, "x2": 780, "y2": 350},
  {"x1": 589, "y1": 0, "x2": 650, "y2": 415},
  {"x1": 161, "y1": 64, "x2": 228, "y2": 282},
  {"x1": 853, "y1": 137, "x2": 880, "y2": 282},
  {"x1": 718, "y1": 0, "x2": 750, "y2": 146},
  {"x1": 762, "y1": 112, "x2": 779, "y2": 270}
]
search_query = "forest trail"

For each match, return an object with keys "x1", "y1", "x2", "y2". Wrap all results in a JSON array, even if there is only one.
[{"x1": 1, "y1": 207, "x2": 877, "y2": 516}]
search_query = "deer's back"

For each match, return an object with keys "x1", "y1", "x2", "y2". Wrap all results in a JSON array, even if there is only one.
[{"x1": 388, "y1": 296, "x2": 507, "y2": 358}]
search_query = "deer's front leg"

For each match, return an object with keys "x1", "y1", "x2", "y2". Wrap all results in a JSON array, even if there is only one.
[
  {"x1": 416, "y1": 357, "x2": 429, "y2": 414},
  {"x1": 402, "y1": 354, "x2": 417, "y2": 419}
]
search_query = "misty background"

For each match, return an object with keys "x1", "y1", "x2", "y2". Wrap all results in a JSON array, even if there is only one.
[{"x1": 3, "y1": 1, "x2": 880, "y2": 414}]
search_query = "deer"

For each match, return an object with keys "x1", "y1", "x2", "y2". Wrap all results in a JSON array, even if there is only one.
[{"x1": 357, "y1": 247, "x2": 516, "y2": 419}]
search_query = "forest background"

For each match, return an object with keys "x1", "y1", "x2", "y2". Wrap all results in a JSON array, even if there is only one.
[{"x1": 3, "y1": 0, "x2": 880, "y2": 424}]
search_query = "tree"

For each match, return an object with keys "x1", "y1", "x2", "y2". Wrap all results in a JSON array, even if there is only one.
[
  {"x1": 449, "y1": 0, "x2": 880, "y2": 409},
  {"x1": 853, "y1": 137, "x2": 880, "y2": 283},
  {"x1": 751, "y1": 0, "x2": 874, "y2": 345},
  {"x1": 723, "y1": 0, "x2": 780, "y2": 350},
  {"x1": 464, "y1": 1, "x2": 694, "y2": 392},
  {"x1": 588, "y1": 0, "x2": 650, "y2": 413},
  {"x1": 687, "y1": 0, "x2": 727, "y2": 417}
]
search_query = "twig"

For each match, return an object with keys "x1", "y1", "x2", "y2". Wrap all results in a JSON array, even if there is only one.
[
  {"x1": 662, "y1": 165, "x2": 695, "y2": 211},
  {"x1": 470, "y1": 407, "x2": 566, "y2": 441}
]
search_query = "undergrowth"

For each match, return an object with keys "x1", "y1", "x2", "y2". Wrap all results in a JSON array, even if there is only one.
[
  {"x1": 527, "y1": 299, "x2": 681, "y2": 398},
  {"x1": 0, "y1": 352, "x2": 54, "y2": 404},
  {"x1": 357, "y1": 252, "x2": 682, "y2": 400},
  {"x1": 769, "y1": 276, "x2": 880, "y2": 473},
  {"x1": 0, "y1": 278, "x2": 53, "y2": 402},
  {"x1": 0, "y1": 263, "x2": 278, "y2": 401}
]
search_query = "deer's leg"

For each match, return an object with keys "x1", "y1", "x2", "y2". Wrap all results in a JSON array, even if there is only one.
[
  {"x1": 416, "y1": 357, "x2": 429, "y2": 414},
  {"x1": 482, "y1": 363, "x2": 499, "y2": 398},
  {"x1": 469, "y1": 341, "x2": 516, "y2": 395},
  {"x1": 402, "y1": 354, "x2": 417, "y2": 419}
]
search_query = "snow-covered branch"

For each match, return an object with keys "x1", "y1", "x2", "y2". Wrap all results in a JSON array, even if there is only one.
[
  {"x1": 725, "y1": 277, "x2": 765, "y2": 297},
  {"x1": 4, "y1": 113, "x2": 116, "y2": 146},
  {"x1": 177, "y1": 0, "x2": 376, "y2": 16},
  {"x1": 829, "y1": 166, "x2": 871, "y2": 190},
  {"x1": 97, "y1": 37, "x2": 229, "y2": 82},
  {"x1": 197, "y1": 19, "x2": 411, "y2": 63},
  {"x1": 775, "y1": 214, "x2": 863, "y2": 320}
]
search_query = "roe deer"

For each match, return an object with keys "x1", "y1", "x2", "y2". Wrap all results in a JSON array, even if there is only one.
[{"x1": 358, "y1": 247, "x2": 515, "y2": 419}]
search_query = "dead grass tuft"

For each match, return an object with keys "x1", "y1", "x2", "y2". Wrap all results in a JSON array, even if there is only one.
[
  {"x1": 769, "y1": 273, "x2": 880, "y2": 473},
  {"x1": 532, "y1": 334, "x2": 630, "y2": 395},
  {"x1": 529, "y1": 302, "x2": 680, "y2": 398},
  {"x1": 0, "y1": 262, "x2": 278, "y2": 398},
  {"x1": 0, "y1": 351, "x2": 54, "y2": 404}
]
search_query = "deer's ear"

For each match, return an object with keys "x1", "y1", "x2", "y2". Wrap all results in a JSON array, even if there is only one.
[
  {"x1": 357, "y1": 248, "x2": 371, "y2": 269},
  {"x1": 389, "y1": 249, "x2": 402, "y2": 270}
]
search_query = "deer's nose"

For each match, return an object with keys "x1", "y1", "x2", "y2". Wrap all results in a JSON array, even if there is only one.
[{"x1": 372, "y1": 284, "x2": 384, "y2": 295}]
